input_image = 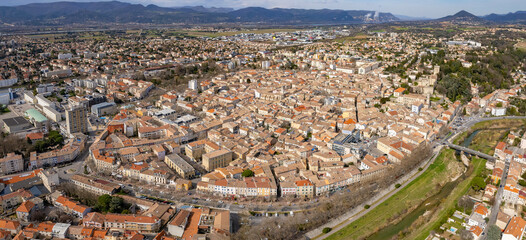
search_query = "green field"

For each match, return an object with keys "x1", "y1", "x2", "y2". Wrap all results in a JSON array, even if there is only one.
[
  {"x1": 333, "y1": 33, "x2": 368, "y2": 43},
  {"x1": 170, "y1": 28, "x2": 302, "y2": 38},
  {"x1": 454, "y1": 119, "x2": 526, "y2": 155},
  {"x1": 469, "y1": 129, "x2": 508, "y2": 155},
  {"x1": 406, "y1": 157, "x2": 486, "y2": 240},
  {"x1": 516, "y1": 41, "x2": 526, "y2": 51},
  {"x1": 325, "y1": 149, "x2": 463, "y2": 240}
]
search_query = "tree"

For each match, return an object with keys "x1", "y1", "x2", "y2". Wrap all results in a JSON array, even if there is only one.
[
  {"x1": 96, "y1": 194, "x2": 112, "y2": 212},
  {"x1": 458, "y1": 195, "x2": 474, "y2": 213},
  {"x1": 458, "y1": 229, "x2": 474, "y2": 240},
  {"x1": 242, "y1": 169, "x2": 254, "y2": 178},
  {"x1": 486, "y1": 225, "x2": 502, "y2": 240},
  {"x1": 472, "y1": 177, "x2": 487, "y2": 191},
  {"x1": 109, "y1": 196, "x2": 124, "y2": 213}
]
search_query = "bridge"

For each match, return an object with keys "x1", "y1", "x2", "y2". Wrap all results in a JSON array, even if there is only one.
[{"x1": 446, "y1": 143, "x2": 496, "y2": 162}]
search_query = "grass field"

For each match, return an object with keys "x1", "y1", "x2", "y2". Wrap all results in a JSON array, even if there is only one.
[
  {"x1": 405, "y1": 157, "x2": 486, "y2": 240},
  {"x1": 333, "y1": 33, "x2": 368, "y2": 43},
  {"x1": 325, "y1": 149, "x2": 463, "y2": 240},
  {"x1": 453, "y1": 119, "x2": 526, "y2": 149},
  {"x1": 170, "y1": 28, "x2": 302, "y2": 38},
  {"x1": 469, "y1": 129, "x2": 508, "y2": 156},
  {"x1": 516, "y1": 41, "x2": 526, "y2": 51}
]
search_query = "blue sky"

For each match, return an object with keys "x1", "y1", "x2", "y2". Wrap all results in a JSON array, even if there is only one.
[{"x1": 1, "y1": 0, "x2": 525, "y2": 18}]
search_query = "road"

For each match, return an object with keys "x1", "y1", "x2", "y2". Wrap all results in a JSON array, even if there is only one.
[
  {"x1": 482, "y1": 158, "x2": 509, "y2": 239},
  {"x1": 312, "y1": 116, "x2": 526, "y2": 240},
  {"x1": 306, "y1": 144, "x2": 445, "y2": 239}
]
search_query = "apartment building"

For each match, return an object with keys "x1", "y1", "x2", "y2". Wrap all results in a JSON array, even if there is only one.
[
  {"x1": 165, "y1": 153, "x2": 195, "y2": 179},
  {"x1": 202, "y1": 149, "x2": 233, "y2": 172},
  {"x1": 66, "y1": 107, "x2": 88, "y2": 135},
  {"x1": 104, "y1": 214, "x2": 160, "y2": 232},
  {"x1": 0, "y1": 153, "x2": 24, "y2": 175},
  {"x1": 70, "y1": 174, "x2": 120, "y2": 195}
]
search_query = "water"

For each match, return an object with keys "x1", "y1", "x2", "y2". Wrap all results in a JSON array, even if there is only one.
[
  {"x1": 366, "y1": 178, "x2": 461, "y2": 240},
  {"x1": 461, "y1": 129, "x2": 481, "y2": 147},
  {"x1": 363, "y1": 130, "x2": 484, "y2": 240}
]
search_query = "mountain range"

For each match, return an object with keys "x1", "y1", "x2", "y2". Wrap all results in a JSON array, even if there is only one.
[
  {"x1": 0, "y1": 1, "x2": 398, "y2": 26},
  {"x1": 0, "y1": 1, "x2": 524, "y2": 26}
]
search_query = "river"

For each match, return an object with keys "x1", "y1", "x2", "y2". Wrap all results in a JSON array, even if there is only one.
[{"x1": 366, "y1": 130, "x2": 483, "y2": 240}]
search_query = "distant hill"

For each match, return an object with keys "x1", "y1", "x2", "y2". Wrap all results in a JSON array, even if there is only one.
[
  {"x1": 174, "y1": 6, "x2": 234, "y2": 13},
  {"x1": 483, "y1": 11, "x2": 526, "y2": 23},
  {"x1": 0, "y1": 1, "x2": 399, "y2": 26},
  {"x1": 394, "y1": 14, "x2": 431, "y2": 21},
  {"x1": 437, "y1": 10, "x2": 485, "y2": 23}
]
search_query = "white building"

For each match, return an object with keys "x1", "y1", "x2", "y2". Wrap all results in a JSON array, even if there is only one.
[
  {"x1": 0, "y1": 78, "x2": 17, "y2": 88},
  {"x1": 57, "y1": 53, "x2": 73, "y2": 60},
  {"x1": 189, "y1": 79, "x2": 199, "y2": 90},
  {"x1": 36, "y1": 94, "x2": 56, "y2": 109},
  {"x1": 43, "y1": 106, "x2": 62, "y2": 122}
]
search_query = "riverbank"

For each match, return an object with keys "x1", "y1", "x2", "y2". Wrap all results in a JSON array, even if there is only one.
[
  {"x1": 405, "y1": 156, "x2": 486, "y2": 240},
  {"x1": 454, "y1": 119, "x2": 526, "y2": 146},
  {"x1": 325, "y1": 149, "x2": 463, "y2": 240}
]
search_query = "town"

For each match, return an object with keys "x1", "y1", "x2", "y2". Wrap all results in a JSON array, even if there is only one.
[{"x1": 0, "y1": 13, "x2": 525, "y2": 240}]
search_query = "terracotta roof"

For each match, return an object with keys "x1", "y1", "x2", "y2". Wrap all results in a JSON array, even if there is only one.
[
  {"x1": 0, "y1": 169, "x2": 42, "y2": 185},
  {"x1": 170, "y1": 210, "x2": 190, "y2": 227},
  {"x1": 26, "y1": 132, "x2": 44, "y2": 140},
  {"x1": 0, "y1": 219, "x2": 20, "y2": 230},
  {"x1": 104, "y1": 214, "x2": 158, "y2": 224},
  {"x1": 182, "y1": 208, "x2": 201, "y2": 240},
  {"x1": 295, "y1": 179, "x2": 313, "y2": 187},
  {"x1": 504, "y1": 216, "x2": 526, "y2": 239},
  {"x1": 16, "y1": 201, "x2": 35, "y2": 213}
]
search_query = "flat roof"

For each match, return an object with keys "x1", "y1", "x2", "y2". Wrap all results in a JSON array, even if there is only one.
[
  {"x1": 2, "y1": 116, "x2": 31, "y2": 127},
  {"x1": 92, "y1": 102, "x2": 116, "y2": 109},
  {"x1": 25, "y1": 108, "x2": 48, "y2": 122}
]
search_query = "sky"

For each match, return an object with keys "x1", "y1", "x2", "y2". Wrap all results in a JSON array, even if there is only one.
[{"x1": 1, "y1": 0, "x2": 525, "y2": 18}]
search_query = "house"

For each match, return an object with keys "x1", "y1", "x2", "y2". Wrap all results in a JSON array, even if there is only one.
[
  {"x1": 54, "y1": 195, "x2": 92, "y2": 218},
  {"x1": 497, "y1": 211, "x2": 512, "y2": 231},
  {"x1": 167, "y1": 210, "x2": 190, "y2": 237},
  {"x1": 16, "y1": 201, "x2": 35, "y2": 221},
  {"x1": 0, "y1": 219, "x2": 21, "y2": 234},
  {"x1": 468, "y1": 203, "x2": 489, "y2": 227},
  {"x1": 503, "y1": 216, "x2": 526, "y2": 240},
  {"x1": 469, "y1": 225, "x2": 483, "y2": 239},
  {"x1": 83, "y1": 212, "x2": 105, "y2": 228}
]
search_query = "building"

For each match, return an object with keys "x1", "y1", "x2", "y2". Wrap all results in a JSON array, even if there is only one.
[
  {"x1": 202, "y1": 149, "x2": 233, "y2": 172},
  {"x1": 167, "y1": 207, "x2": 230, "y2": 239},
  {"x1": 0, "y1": 219, "x2": 21, "y2": 234},
  {"x1": 91, "y1": 102, "x2": 117, "y2": 117},
  {"x1": 165, "y1": 154, "x2": 195, "y2": 179},
  {"x1": 503, "y1": 216, "x2": 526, "y2": 240},
  {"x1": 295, "y1": 180, "x2": 315, "y2": 198},
  {"x1": 0, "y1": 78, "x2": 17, "y2": 88},
  {"x1": 167, "y1": 209, "x2": 190, "y2": 237},
  {"x1": 16, "y1": 201, "x2": 35, "y2": 222},
  {"x1": 188, "y1": 79, "x2": 199, "y2": 90},
  {"x1": 53, "y1": 194, "x2": 92, "y2": 218},
  {"x1": 25, "y1": 108, "x2": 50, "y2": 133},
  {"x1": 66, "y1": 107, "x2": 88, "y2": 135},
  {"x1": 104, "y1": 214, "x2": 161, "y2": 232},
  {"x1": 0, "y1": 153, "x2": 24, "y2": 175},
  {"x1": 71, "y1": 174, "x2": 121, "y2": 195},
  {"x1": 1, "y1": 116, "x2": 32, "y2": 133},
  {"x1": 43, "y1": 106, "x2": 62, "y2": 122}
]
